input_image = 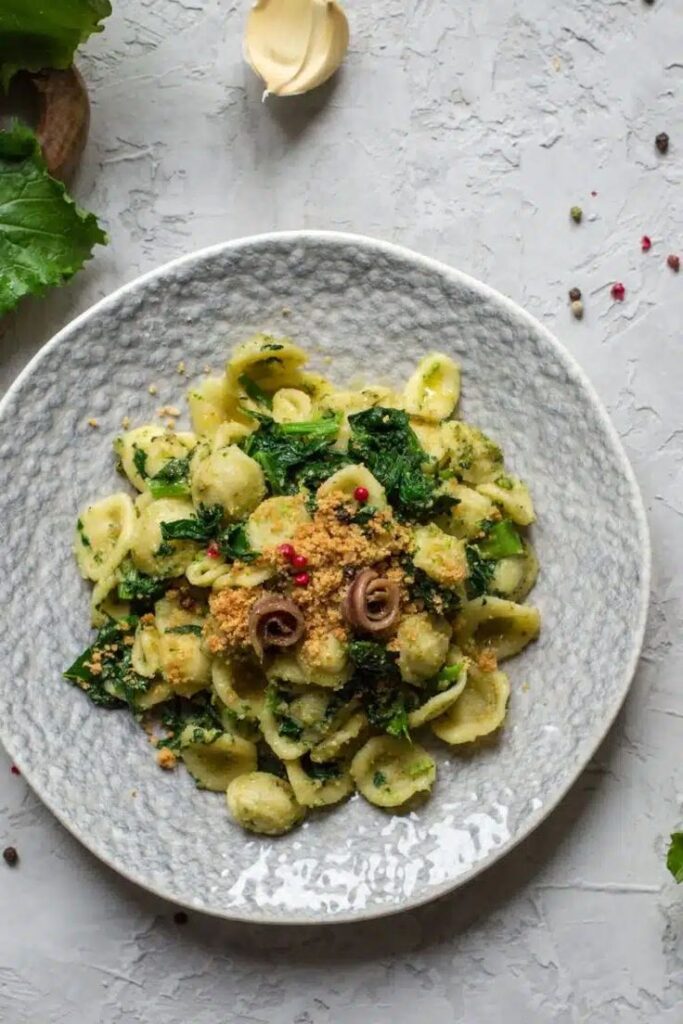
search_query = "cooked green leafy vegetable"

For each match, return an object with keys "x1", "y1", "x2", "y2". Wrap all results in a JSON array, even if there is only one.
[
  {"x1": 0, "y1": 0, "x2": 112, "y2": 88},
  {"x1": 241, "y1": 413, "x2": 344, "y2": 495},
  {"x1": 404, "y1": 559, "x2": 461, "y2": 616},
  {"x1": 266, "y1": 684, "x2": 305, "y2": 740},
  {"x1": 239, "y1": 373, "x2": 272, "y2": 409},
  {"x1": 148, "y1": 456, "x2": 191, "y2": 500},
  {"x1": 0, "y1": 124, "x2": 107, "y2": 315},
  {"x1": 117, "y1": 564, "x2": 167, "y2": 604},
  {"x1": 157, "y1": 694, "x2": 224, "y2": 750},
  {"x1": 133, "y1": 447, "x2": 148, "y2": 480},
  {"x1": 667, "y1": 832, "x2": 683, "y2": 883},
  {"x1": 478, "y1": 519, "x2": 524, "y2": 560},
  {"x1": 373, "y1": 770, "x2": 387, "y2": 787},
  {"x1": 465, "y1": 544, "x2": 496, "y2": 599},
  {"x1": 348, "y1": 407, "x2": 456, "y2": 522},
  {"x1": 64, "y1": 617, "x2": 148, "y2": 709},
  {"x1": 165, "y1": 624, "x2": 203, "y2": 636},
  {"x1": 301, "y1": 755, "x2": 341, "y2": 781},
  {"x1": 218, "y1": 522, "x2": 258, "y2": 563},
  {"x1": 160, "y1": 503, "x2": 223, "y2": 544},
  {"x1": 348, "y1": 640, "x2": 399, "y2": 678},
  {"x1": 435, "y1": 662, "x2": 462, "y2": 689}
]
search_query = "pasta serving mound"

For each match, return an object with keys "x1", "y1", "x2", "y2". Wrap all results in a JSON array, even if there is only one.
[{"x1": 66, "y1": 336, "x2": 541, "y2": 836}]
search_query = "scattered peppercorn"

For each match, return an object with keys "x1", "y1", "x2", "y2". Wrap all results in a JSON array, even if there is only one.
[
  {"x1": 568, "y1": 287, "x2": 582, "y2": 302},
  {"x1": 173, "y1": 911, "x2": 188, "y2": 925},
  {"x1": 354, "y1": 486, "x2": 370, "y2": 503},
  {"x1": 291, "y1": 553, "x2": 308, "y2": 571},
  {"x1": 591, "y1": 191, "x2": 598, "y2": 197},
  {"x1": 611, "y1": 282, "x2": 626, "y2": 301},
  {"x1": 277, "y1": 543, "x2": 295, "y2": 562},
  {"x1": 655, "y1": 132, "x2": 669, "y2": 154},
  {"x1": 3, "y1": 846, "x2": 18, "y2": 866},
  {"x1": 206, "y1": 541, "x2": 220, "y2": 559},
  {"x1": 641, "y1": 235, "x2": 652, "y2": 252},
  {"x1": 570, "y1": 206, "x2": 583, "y2": 224},
  {"x1": 571, "y1": 300, "x2": 584, "y2": 320},
  {"x1": 667, "y1": 254, "x2": 680, "y2": 272},
  {"x1": 10, "y1": 765, "x2": 20, "y2": 776},
  {"x1": 293, "y1": 571, "x2": 310, "y2": 587}
]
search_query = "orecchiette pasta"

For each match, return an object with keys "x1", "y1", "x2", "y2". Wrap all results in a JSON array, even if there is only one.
[
  {"x1": 350, "y1": 736, "x2": 436, "y2": 808},
  {"x1": 454, "y1": 596, "x2": 540, "y2": 661},
  {"x1": 404, "y1": 353, "x2": 461, "y2": 422},
  {"x1": 431, "y1": 665, "x2": 510, "y2": 745},
  {"x1": 226, "y1": 772, "x2": 305, "y2": 835},
  {"x1": 75, "y1": 493, "x2": 136, "y2": 582},
  {"x1": 67, "y1": 336, "x2": 542, "y2": 838}
]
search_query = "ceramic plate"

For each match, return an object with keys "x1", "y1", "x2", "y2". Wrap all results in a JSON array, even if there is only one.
[{"x1": 0, "y1": 232, "x2": 649, "y2": 924}]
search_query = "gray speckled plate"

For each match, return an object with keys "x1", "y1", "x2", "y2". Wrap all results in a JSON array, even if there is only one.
[{"x1": 0, "y1": 232, "x2": 649, "y2": 924}]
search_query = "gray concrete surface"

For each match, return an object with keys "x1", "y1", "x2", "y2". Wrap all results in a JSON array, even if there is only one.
[{"x1": 1, "y1": 1, "x2": 682, "y2": 1021}]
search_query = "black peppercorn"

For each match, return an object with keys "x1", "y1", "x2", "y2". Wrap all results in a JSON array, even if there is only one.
[
  {"x1": 3, "y1": 846, "x2": 18, "y2": 866},
  {"x1": 656, "y1": 132, "x2": 669, "y2": 154},
  {"x1": 568, "y1": 287, "x2": 582, "y2": 302}
]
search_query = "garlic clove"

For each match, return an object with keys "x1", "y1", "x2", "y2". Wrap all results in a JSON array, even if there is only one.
[{"x1": 245, "y1": 0, "x2": 349, "y2": 98}]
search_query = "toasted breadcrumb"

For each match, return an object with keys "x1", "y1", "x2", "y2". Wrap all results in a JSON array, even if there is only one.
[
  {"x1": 87, "y1": 418, "x2": 99, "y2": 428},
  {"x1": 156, "y1": 748, "x2": 177, "y2": 770},
  {"x1": 121, "y1": 415, "x2": 131, "y2": 429},
  {"x1": 476, "y1": 649, "x2": 498, "y2": 673},
  {"x1": 177, "y1": 361, "x2": 186, "y2": 375},
  {"x1": 148, "y1": 384, "x2": 158, "y2": 396}
]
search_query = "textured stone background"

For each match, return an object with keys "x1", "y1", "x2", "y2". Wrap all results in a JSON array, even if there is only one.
[{"x1": 1, "y1": 0, "x2": 682, "y2": 1021}]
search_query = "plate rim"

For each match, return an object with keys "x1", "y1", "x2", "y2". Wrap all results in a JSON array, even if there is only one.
[{"x1": 0, "y1": 230, "x2": 651, "y2": 925}]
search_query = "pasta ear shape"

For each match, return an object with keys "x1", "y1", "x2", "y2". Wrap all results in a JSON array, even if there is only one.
[
  {"x1": 404, "y1": 353, "x2": 461, "y2": 422},
  {"x1": 246, "y1": 495, "x2": 310, "y2": 550},
  {"x1": 408, "y1": 659, "x2": 469, "y2": 728},
  {"x1": 316, "y1": 464, "x2": 387, "y2": 508},
  {"x1": 310, "y1": 710, "x2": 368, "y2": 763},
  {"x1": 212, "y1": 657, "x2": 267, "y2": 722},
  {"x1": 350, "y1": 736, "x2": 436, "y2": 808},
  {"x1": 455, "y1": 596, "x2": 540, "y2": 661},
  {"x1": 435, "y1": 482, "x2": 495, "y2": 540},
  {"x1": 227, "y1": 772, "x2": 305, "y2": 835},
  {"x1": 180, "y1": 729, "x2": 257, "y2": 791},
  {"x1": 272, "y1": 388, "x2": 313, "y2": 424},
  {"x1": 190, "y1": 445, "x2": 265, "y2": 522},
  {"x1": 441, "y1": 421, "x2": 503, "y2": 485},
  {"x1": 396, "y1": 612, "x2": 451, "y2": 685},
  {"x1": 413, "y1": 523, "x2": 468, "y2": 587},
  {"x1": 226, "y1": 335, "x2": 307, "y2": 391},
  {"x1": 431, "y1": 665, "x2": 510, "y2": 745},
  {"x1": 130, "y1": 497, "x2": 199, "y2": 577},
  {"x1": 75, "y1": 493, "x2": 136, "y2": 582},
  {"x1": 477, "y1": 475, "x2": 535, "y2": 526},
  {"x1": 490, "y1": 544, "x2": 539, "y2": 602},
  {"x1": 285, "y1": 758, "x2": 354, "y2": 808}
]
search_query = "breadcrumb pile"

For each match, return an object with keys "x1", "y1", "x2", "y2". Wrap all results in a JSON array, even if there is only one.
[{"x1": 206, "y1": 494, "x2": 413, "y2": 661}]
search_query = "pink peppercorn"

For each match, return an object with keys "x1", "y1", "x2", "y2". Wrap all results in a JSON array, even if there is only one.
[
  {"x1": 206, "y1": 542, "x2": 220, "y2": 559},
  {"x1": 277, "y1": 543, "x2": 296, "y2": 562},
  {"x1": 291, "y1": 553, "x2": 308, "y2": 571},
  {"x1": 10, "y1": 765, "x2": 20, "y2": 776},
  {"x1": 667, "y1": 254, "x2": 680, "y2": 272},
  {"x1": 611, "y1": 282, "x2": 626, "y2": 301},
  {"x1": 641, "y1": 235, "x2": 652, "y2": 252},
  {"x1": 293, "y1": 572, "x2": 310, "y2": 587},
  {"x1": 354, "y1": 486, "x2": 370, "y2": 503}
]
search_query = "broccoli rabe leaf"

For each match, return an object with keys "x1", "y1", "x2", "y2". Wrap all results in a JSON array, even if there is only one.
[
  {"x1": 266, "y1": 684, "x2": 305, "y2": 740},
  {"x1": 478, "y1": 519, "x2": 524, "y2": 560},
  {"x1": 667, "y1": 832, "x2": 683, "y2": 883},
  {"x1": 403, "y1": 558, "x2": 461, "y2": 616},
  {"x1": 157, "y1": 694, "x2": 224, "y2": 751},
  {"x1": 347, "y1": 640, "x2": 399, "y2": 678},
  {"x1": 133, "y1": 446, "x2": 148, "y2": 480},
  {"x1": 165, "y1": 624, "x2": 203, "y2": 636},
  {"x1": 148, "y1": 455, "x2": 191, "y2": 500},
  {"x1": 117, "y1": 564, "x2": 167, "y2": 605},
  {"x1": 160, "y1": 504, "x2": 223, "y2": 544},
  {"x1": 218, "y1": 522, "x2": 258, "y2": 563},
  {"x1": 0, "y1": 124, "x2": 107, "y2": 315},
  {"x1": 241, "y1": 414, "x2": 343, "y2": 495},
  {"x1": 348, "y1": 407, "x2": 456, "y2": 522},
  {"x1": 301, "y1": 755, "x2": 341, "y2": 781},
  {"x1": 0, "y1": 0, "x2": 112, "y2": 88},
  {"x1": 239, "y1": 373, "x2": 272, "y2": 409},
  {"x1": 465, "y1": 545, "x2": 496, "y2": 599},
  {"x1": 64, "y1": 617, "x2": 149, "y2": 709}
]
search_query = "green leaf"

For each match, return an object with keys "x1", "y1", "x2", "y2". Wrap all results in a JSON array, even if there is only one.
[
  {"x1": 147, "y1": 455, "x2": 191, "y2": 499},
  {"x1": 64, "y1": 616, "x2": 149, "y2": 709},
  {"x1": 239, "y1": 373, "x2": 272, "y2": 409},
  {"x1": 404, "y1": 558, "x2": 461, "y2": 616},
  {"x1": 373, "y1": 770, "x2": 387, "y2": 788},
  {"x1": 347, "y1": 640, "x2": 399, "y2": 678},
  {"x1": 0, "y1": 0, "x2": 112, "y2": 88},
  {"x1": 348, "y1": 407, "x2": 456, "y2": 522},
  {"x1": 301, "y1": 756, "x2": 341, "y2": 782},
  {"x1": 117, "y1": 564, "x2": 166, "y2": 604},
  {"x1": 667, "y1": 832, "x2": 683, "y2": 883},
  {"x1": 160, "y1": 504, "x2": 223, "y2": 544},
  {"x1": 157, "y1": 694, "x2": 224, "y2": 751},
  {"x1": 241, "y1": 414, "x2": 343, "y2": 495},
  {"x1": 478, "y1": 519, "x2": 524, "y2": 560},
  {"x1": 165, "y1": 624, "x2": 203, "y2": 636},
  {"x1": 132, "y1": 446, "x2": 148, "y2": 480},
  {"x1": 465, "y1": 544, "x2": 495, "y2": 599},
  {"x1": 0, "y1": 123, "x2": 107, "y2": 315},
  {"x1": 218, "y1": 522, "x2": 258, "y2": 563}
]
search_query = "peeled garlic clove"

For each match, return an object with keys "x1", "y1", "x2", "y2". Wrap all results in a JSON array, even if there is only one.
[{"x1": 245, "y1": 0, "x2": 349, "y2": 98}]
